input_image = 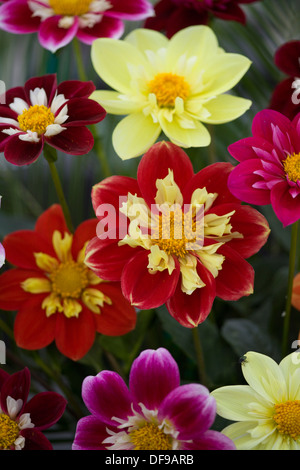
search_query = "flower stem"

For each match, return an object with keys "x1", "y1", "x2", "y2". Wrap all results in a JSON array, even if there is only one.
[
  {"x1": 43, "y1": 145, "x2": 74, "y2": 233},
  {"x1": 72, "y1": 37, "x2": 88, "y2": 82},
  {"x1": 282, "y1": 221, "x2": 299, "y2": 357},
  {"x1": 192, "y1": 327, "x2": 209, "y2": 388}
]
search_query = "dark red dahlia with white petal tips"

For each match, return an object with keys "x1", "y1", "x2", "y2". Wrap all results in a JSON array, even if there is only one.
[
  {"x1": 85, "y1": 141, "x2": 270, "y2": 328},
  {"x1": 0, "y1": 74, "x2": 106, "y2": 166},
  {"x1": 0, "y1": 367, "x2": 66, "y2": 450}
]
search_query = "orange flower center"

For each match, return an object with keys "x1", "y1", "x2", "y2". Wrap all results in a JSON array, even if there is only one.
[
  {"x1": 283, "y1": 152, "x2": 300, "y2": 182},
  {"x1": 273, "y1": 400, "x2": 300, "y2": 440},
  {"x1": 148, "y1": 73, "x2": 190, "y2": 107},
  {"x1": 0, "y1": 414, "x2": 19, "y2": 450},
  {"x1": 49, "y1": 0, "x2": 93, "y2": 16},
  {"x1": 130, "y1": 422, "x2": 173, "y2": 450},
  {"x1": 49, "y1": 260, "x2": 89, "y2": 299},
  {"x1": 18, "y1": 105, "x2": 55, "y2": 134}
]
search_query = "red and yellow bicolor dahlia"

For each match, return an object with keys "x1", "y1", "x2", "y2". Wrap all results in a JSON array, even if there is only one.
[
  {"x1": 85, "y1": 141, "x2": 270, "y2": 327},
  {"x1": 0, "y1": 205, "x2": 136, "y2": 360}
]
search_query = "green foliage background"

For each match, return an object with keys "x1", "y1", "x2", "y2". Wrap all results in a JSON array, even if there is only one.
[{"x1": 0, "y1": 0, "x2": 299, "y2": 449}]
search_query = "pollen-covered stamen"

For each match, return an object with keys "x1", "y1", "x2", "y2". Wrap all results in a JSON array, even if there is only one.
[
  {"x1": 0, "y1": 414, "x2": 20, "y2": 450},
  {"x1": 18, "y1": 105, "x2": 55, "y2": 135},
  {"x1": 49, "y1": 0, "x2": 93, "y2": 16},
  {"x1": 49, "y1": 260, "x2": 89, "y2": 298},
  {"x1": 148, "y1": 73, "x2": 190, "y2": 108},
  {"x1": 283, "y1": 152, "x2": 300, "y2": 183},
  {"x1": 130, "y1": 422, "x2": 173, "y2": 450},
  {"x1": 273, "y1": 400, "x2": 300, "y2": 440}
]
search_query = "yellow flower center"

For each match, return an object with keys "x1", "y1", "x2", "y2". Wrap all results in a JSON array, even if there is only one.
[
  {"x1": 273, "y1": 400, "x2": 300, "y2": 440},
  {"x1": 283, "y1": 152, "x2": 300, "y2": 182},
  {"x1": 49, "y1": 0, "x2": 92, "y2": 16},
  {"x1": 18, "y1": 105, "x2": 55, "y2": 135},
  {"x1": 0, "y1": 414, "x2": 19, "y2": 450},
  {"x1": 130, "y1": 422, "x2": 173, "y2": 450},
  {"x1": 148, "y1": 73, "x2": 190, "y2": 107},
  {"x1": 152, "y1": 207, "x2": 197, "y2": 258},
  {"x1": 49, "y1": 260, "x2": 89, "y2": 298}
]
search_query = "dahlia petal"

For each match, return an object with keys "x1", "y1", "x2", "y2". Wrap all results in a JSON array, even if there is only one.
[
  {"x1": 0, "y1": 369, "x2": 10, "y2": 390},
  {"x1": 251, "y1": 109, "x2": 295, "y2": 143},
  {"x1": 34, "y1": 204, "x2": 69, "y2": 249},
  {"x1": 211, "y1": 384, "x2": 264, "y2": 421},
  {"x1": 45, "y1": 126, "x2": 94, "y2": 155},
  {"x1": 0, "y1": 0, "x2": 40, "y2": 33},
  {"x1": 160, "y1": 116, "x2": 211, "y2": 148},
  {"x1": 14, "y1": 295, "x2": 56, "y2": 350},
  {"x1": 183, "y1": 162, "x2": 239, "y2": 206},
  {"x1": 166, "y1": 260, "x2": 215, "y2": 327},
  {"x1": 121, "y1": 249, "x2": 180, "y2": 309},
  {"x1": 38, "y1": 15, "x2": 79, "y2": 53},
  {"x1": 0, "y1": 367, "x2": 30, "y2": 416},
  {"x1": 0, "y1": 268, "x2": 44, "y2": 310},
  {"x1": 91, "y1": 38, "x2": 150, "y2": 94},
  {"x1": 274, "y1": 40, "x2": 300, "y2": 76},
  {"x1": 91, "y1": 90, "x2": 143, "y2": 115},
  {"x1": 270, "y1": 180, "x2": 300, "y2": 227},
  {"x1": 158, "y1": 383, "x2": 216, "y2": 440},
  {"x1": 200, "y1": 94, "x2": 252, "y2": 124},
  {"x1": 125, "y1": 27, "x2": 168, "y2": 53},
  {"x1": 24, "y1": 74, "x2": 57, "y2": 105},
  {"x1": 214, "y1": 245, "x2": 254, "y2": 301},
  {"x1": 211, "y1": 2, "x2": 245, "y2": 23},
  {"x1": 56, "y1": 80, "x2": 95, "y2": 100},
  {"x1": 3, "y1": 230, "x2": 54, "y2": 269},
  {"x1": 85, "y1": 236, "x2": 135, "y2": 281},
  {"x1": 164, "y1": 5, "x2": 209, "y2": 38},
  {"x1": 129, "y1": 348, "x2": 180, "y2": 410},
  {"x1": 21, "y1": 428, "x2": 53, "y2": 450},
  {"x1": 63, "y1": 97, "x2": 106, "y2": 126},
  {"x1": 182, "y1": 430, "x2": 236, "y2": 450},
  {"x1": 76, "y1": 16, "x2": 124, "y2": 44},
  {"x1": 72, "y1": 415, "x2": 112, "y2": 450},
  {"x1": 92, "y1": 175, "x2": 141, "y2": 216},
  {"x1": 81, "y1": 370, "x2": 133, "y2": 425},
  {"x1": 137, "y1": 141, "x2": 194, "y2": 208},
  {"x1": 3, "y1": 134, "x2": 43, "y2": 166},
  {"x1": 227, "y1": 159, "x2": 272, "y2": 206},
  {"x1": 71, "y1": 219, "x2": 97, "y2": 260},
  {"x1": 112, "y1": 112, "x2": 161, "y2": 160},
  {"x1": 269, "y1": 78, "x2": 300, "y2": 121},
  {"x1": 228, "y1": 136, "x2": 275, "y2": 162},
  {"x1": 23, "y1": 392, "x2": 67, "y2": 430},
  {"x1": 54, "y1": 306, "x2": 96, "y2": 360},
  {"x1": 93, "y1": 283, "x2": 137, "y2": 336},
  {"x1": 107, "y1": 0, "x2": 154, "y2": 20}
]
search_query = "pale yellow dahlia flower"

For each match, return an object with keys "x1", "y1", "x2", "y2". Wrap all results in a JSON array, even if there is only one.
[
  {"x1": 91, "y1": 26, "x2": 252, "y2": 160},
  {"x1": 211, "y1": 351, "x2": 300, "y2": 450}
]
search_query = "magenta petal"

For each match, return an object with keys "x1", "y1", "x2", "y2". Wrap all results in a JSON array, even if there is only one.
[
  {"x1": 76, "y1": 16, "x2": 124, "y2": 44},
  {"x1": 21, "y1": 428, "x2": 53, "y2": 450},
  {"x1": 0, "y1": 0, "x2": 40, "y2": 33},
  {"x1": 129, "y1": 348, "x2": 180, "y2": 410},
  {"x1": 38, "y1": 16, "x2": 79, "y2": 53},
  {"x1": 0, "y1": 367, "x2": 30, "y2": 415},
  {"x1": 63, "y1": 98, "x2": 106, "y2": 126},
  {"x1": 158, "y1": 384, "x2": 216, "y2": 440},
  {"x1": 23, "y1": 392, "x2": 67, "y2": 430},
  {"x1": 183, "y1": 430, "x2": 236, "y2": 450},
  {"x1": 81, "y1": 371, "x2": 133, "y2": 426},
  {"x1": 228, "y1": 136, "x2": 274, "y2": 162},
  {"x1": 252, "y1": 109, "x2": 293, "y2": 142},
  {"x1": 45, "y1": 126, "x2": 94, "y2": 155},
  {"x1": 4, "y1": 134, "x2": 44, "y2": 166},
  {"x1": 72, "y1": 415, "x2": 114, "y2": 450},
  {"x1": 227, "y1": 159, "x2": 272, "y2": 205},
  {"x1": 107, "y1": 0, "x2": 154, "y2": 19},
  {"x1": 121, "y1": 250, "x2": 180, "y2": 309},
  {"x1": 270, "y1": 180, "x2": 300, "y2": 227}
]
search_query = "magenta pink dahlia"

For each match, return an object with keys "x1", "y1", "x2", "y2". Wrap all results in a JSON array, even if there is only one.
[
  {"x1": 227, "y1": 109, "x2": 300, "y2": 227},
  {"x1": 0, "y1": 367, "x2": 67, "y2": 450},
  {"x1": 72, "y1": 348, "x2": 236, "y2": 450},
  {"x1": 0, "y1": 74, "x2": 106, "y2": 166},
  {"x1": 0, "y1": 0, "x2": 154, "y2": 52}
]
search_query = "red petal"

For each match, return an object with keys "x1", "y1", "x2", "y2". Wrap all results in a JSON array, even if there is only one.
[
  {"x1": 34, "y1": 204, "x2": 69, "y2": 248},
  {"x1": 54, "y1": 306, "x2": 96, "y2": 361},
  {"x1": 215, "y1": 245, "x2": 254, "y2": 301},
  {"x1": 166, "y1": 260, "x2": 215, "y2": 327},
  {"x1": 0, "y1": 268, "x2": 41, "y2": 310},
  {"x1": 14, "y1": 295, "x2": 56, "y2": 350},
  {"x1": 63, "y1": 97, "x2": 106, "y2": 126},
  {"x1": 71, "y1": 218, "x2": 97, "y2": 260},
  {"x1": 183, "y1": 162, "x2": 239, "y2": 207},
  {"x1": 137, "y1": 141, "x2": 194, "y2": 207},
  {"x1": 3, "y1": 230, "x2": 53, "y2": 269},
  {"x1": 274, "y1": 40, "x2": 300, "y2": 76},
  {"x1": 21, "y1": 429, "x2": 53, "y2": 450},
  {"x1": 4, "y1": 134, "x2": 44, "y2": 166},
  {"x1": 121, "y1": 249, "x2": 180, "y2": 309},
  {"x1": 57, "y1": 80, "x2": 96, "y2": 99},
  {"x1": 76, "y1": 15, "x2": 124, "y2": 44},
  {"x1": 93, "y1": 283, "x2": 137, "y2": 335},
  {"x1": 0, "y1": 367, "x2": 30, "y2": 415},
  {"x1": 23, "y1": 392, "x2": 67, "y2": 430},
  {"x1": 45, "y1": 126, "x2": 94, "y2": 155},
  {"x1": 24, "y1": 74, "x2": 57, "y2": 105},
  {"x1": 269, "y1": 78, "x2": 300, "y2": 121}
]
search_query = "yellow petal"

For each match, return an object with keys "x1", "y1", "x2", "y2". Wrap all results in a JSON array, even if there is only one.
[
  {"x1": 34, "y1": 252, "x2": 59, "y2": 273},
  {"x1": 21, "y1": 277, "x2": 51, "y2": 294},
  {"x1": 63, "y1": 298, "x2": 82, "y2": 318},
  {"x1": 52, "y1": 231, "x2": 73, "y2": 263},
  {"x1": 160, "y1": 115, "x2": 211, "y2": 148},
  {"x1": 200, "y1": 94, "x2": 252, "y2": 124},
  {"x1": 90, "y1": 90, "x2": 143, "y2": 115},
  {"x1": 179, "y1": 255, "x2": 205, "y2": 294},
  {"x1": 147, "y1": 244, "x2": 175, "y2": 275},
  {"x1": 112, "y1": 112, "x2": 161, "y2": 160},
  {"x1": 125, "y1": 28, "x2": 168, "y2": 56},
  {"x1": 42, "y1": 293, "x2": 63, "y2": 317},
  {"x1": 82, "y1": 288, "x2": 112, "y2": 314}
]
